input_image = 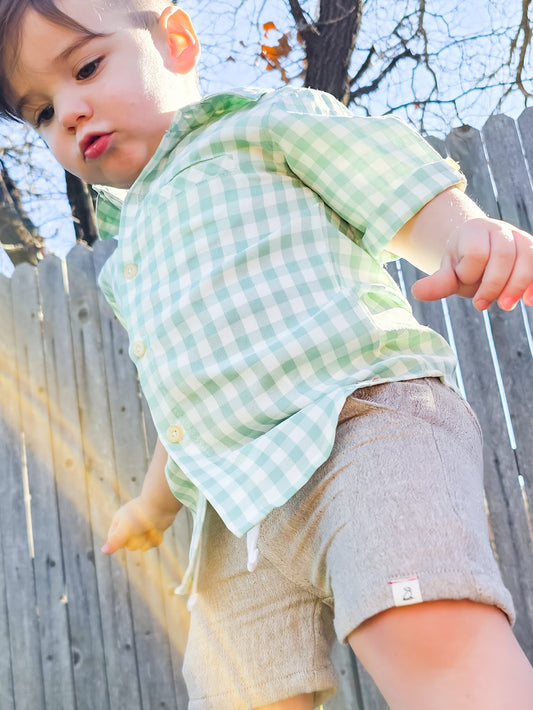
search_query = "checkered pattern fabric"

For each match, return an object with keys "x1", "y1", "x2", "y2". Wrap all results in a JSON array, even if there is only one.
[{"x1": 95, "y1": 87, "x2": 464, "y2": 590}]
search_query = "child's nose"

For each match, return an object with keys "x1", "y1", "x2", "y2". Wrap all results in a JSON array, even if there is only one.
[{"x1": 56, "y1": 94, "x2": 93, "y2": 131}]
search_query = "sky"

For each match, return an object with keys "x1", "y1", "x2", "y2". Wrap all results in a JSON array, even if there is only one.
[
  {"x1": 0, "y1": 244, "x2": 14, "y2": 277},
  {"x1": 1, "y1": 0, "x2": 532, "y2": 274},
  {"x1": 192, "y1": 0, "x2": 532, "y2": 130}
]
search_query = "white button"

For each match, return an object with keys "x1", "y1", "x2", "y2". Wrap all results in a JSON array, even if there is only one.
[
  {"x1": 123, "y1": 263, "x2": 138, "y2": 280},
  {"x1": 132, "y1": 341, "x2": 146, "y2": 358},
  {"x1": 166, "y1": 425, "x2": 184, "y2": 444}
]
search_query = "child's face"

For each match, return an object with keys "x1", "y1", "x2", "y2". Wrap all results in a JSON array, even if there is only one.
[{"x1": 11, "y1": 1, "x2": 200, "y2": 188}]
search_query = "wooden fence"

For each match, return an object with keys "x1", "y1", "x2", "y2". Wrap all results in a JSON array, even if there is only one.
[{"x1": 1, "y1": 109, "x2": 533, "y2": 709}]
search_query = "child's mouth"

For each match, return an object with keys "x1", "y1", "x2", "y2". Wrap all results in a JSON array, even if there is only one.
[{"x1": 81, "y1": 132, "x2": 113, "y2": 160}]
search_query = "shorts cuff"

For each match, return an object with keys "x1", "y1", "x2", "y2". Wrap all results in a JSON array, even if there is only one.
[
  {"x1": 335, "y1": 570, "x2": 516, "y2": 643},
  {"x1": 188, "y1": 665, "x2": 338, "y2": 710}
]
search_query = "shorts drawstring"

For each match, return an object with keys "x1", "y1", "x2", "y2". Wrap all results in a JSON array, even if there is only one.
[
  {"x1": 187, "y1": 535, "x2": 203, "y2": 611},
  {"x1": 186, "y1": 522, "x2": 260, "y2": 610},
  {"x1": 246, "y1": 523, "x2": 260, "y2": 572}
]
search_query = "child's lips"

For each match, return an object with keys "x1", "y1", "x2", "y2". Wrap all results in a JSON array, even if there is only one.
[{"x1": 80, "y1": 132, "x2": 114, "y2": 160}]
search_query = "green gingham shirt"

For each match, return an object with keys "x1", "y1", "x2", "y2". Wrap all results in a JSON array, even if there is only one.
[{"x1": 96, "y1": 87, "x2": 464, "y2": 591}]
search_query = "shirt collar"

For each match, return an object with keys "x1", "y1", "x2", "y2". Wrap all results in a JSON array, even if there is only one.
[{"x1": 94, "y1": 88, "x2": 268, "y2": 241}]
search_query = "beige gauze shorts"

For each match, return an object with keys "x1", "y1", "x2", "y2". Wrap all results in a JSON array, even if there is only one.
[{"x1": 183, "y1": 378, "x2": 515, "y2": 710}]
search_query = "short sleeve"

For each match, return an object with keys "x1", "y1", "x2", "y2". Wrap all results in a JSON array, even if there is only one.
[{"x1": 265, "y1": 88, "x2": 466, "y2": 261}]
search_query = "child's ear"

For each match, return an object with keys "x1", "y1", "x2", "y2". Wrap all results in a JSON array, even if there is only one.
[{"x1": 159, "y1": 6, "x2": 199, "y2": 74}]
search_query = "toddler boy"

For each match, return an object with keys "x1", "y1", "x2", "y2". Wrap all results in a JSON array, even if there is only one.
[{"x1": 2, "y1": 1, "x2": 533, "y2": 708}]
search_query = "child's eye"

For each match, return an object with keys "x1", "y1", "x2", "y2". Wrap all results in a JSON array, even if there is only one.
[
  {"x1": 76, "y1": 57, "x2": 103, "y2": 81},
  {"x1": 35, "y1": 105, "x2": 55, "y2": 127}
]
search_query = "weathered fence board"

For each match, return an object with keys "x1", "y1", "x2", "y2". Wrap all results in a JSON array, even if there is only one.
[
  {"x1": 0, "y1": 535, "x2": 13, "y2": 710},
  {"x1": 65, "y1": 244, "x2": 144, "y2": 710},
  {"x1": 11, "y1": 263, "x2": 76, "y2": 710},
  {"x1": 94, "y1": 241, "x2": 180, "y2": 709},
  {"x1": 39, "y1": 255, "x2": 109, "y2": 710},
  {"x1": 1, "y1": 109, "x2": 533, "y2": 709},
  {"x1": 518, "y1": 110, "x2": 533, "y2": 189},
  {"x1": 445, "y1": 125, "x2": 500, "y2": 217},
  {"x1": 0, "y1": 273, "x2": 21, "y2": 710},
  {"x1": 353, "y1": 663, "x2": 388, "y2": 710},
  {"x1": 483, "y1": 114, "x2": 533, "y2": 231},
  {"x1": 485, "y1": 305, "x2": 533, "y2": 649}
]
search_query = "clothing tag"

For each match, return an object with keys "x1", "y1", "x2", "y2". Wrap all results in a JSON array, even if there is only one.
[{"x1": 388, "y1": 576, "x2": 422, "y2": 606}]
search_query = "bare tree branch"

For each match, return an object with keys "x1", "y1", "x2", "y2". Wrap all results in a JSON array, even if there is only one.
[
  {"x1": 350, "y1": 47, "x2": 421, "y2": 100},
  {"x1": 510, "y1": 0, "x2": 533, "y2": 97},
  {"x1": 0, "y1": 159, "x2": 43, "y2": 266},
  {"x1": 350, "y1": 44, "x2": 376, "y2": 86},
  {"x1": 287, "y1": 0, "x2": 317, "y2": 33}
]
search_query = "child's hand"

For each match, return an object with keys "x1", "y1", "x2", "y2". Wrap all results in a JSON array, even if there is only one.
[
  {"x1": 102, "y1": 496, "x2": 177, "y2": 554},
  {"x1": 411, "y1": 217, "x2": 533, "y2": 311}
]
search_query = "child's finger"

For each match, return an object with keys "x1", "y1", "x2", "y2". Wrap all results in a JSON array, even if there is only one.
[
  {"x1": 102, "y1": 538, "x2": 120, "y2": 555},
  {"x1": 495, "y1": 230, "x2": 533, "y2": 309},
  {"x1": 410, "y1": 256, "x2": 459, "y2": 301},
  {"x1": 465, "y1": 225, "x2": 515, "y2": 309},
  {"x1": 523, "y1": 280, "x2": 533, "y2": 307}
]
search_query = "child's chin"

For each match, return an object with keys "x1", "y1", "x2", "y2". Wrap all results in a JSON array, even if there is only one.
[{"x1": 101, "y1": 173, "x2": 136, "y2": 190}]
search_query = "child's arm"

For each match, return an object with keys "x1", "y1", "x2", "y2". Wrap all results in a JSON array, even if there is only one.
[
  {"x1": 389, "y1": 187, "x2": 533, "y2": 311},
  {"x1": 102, "y1": 437, "x2": 182, "y2": 554}
]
